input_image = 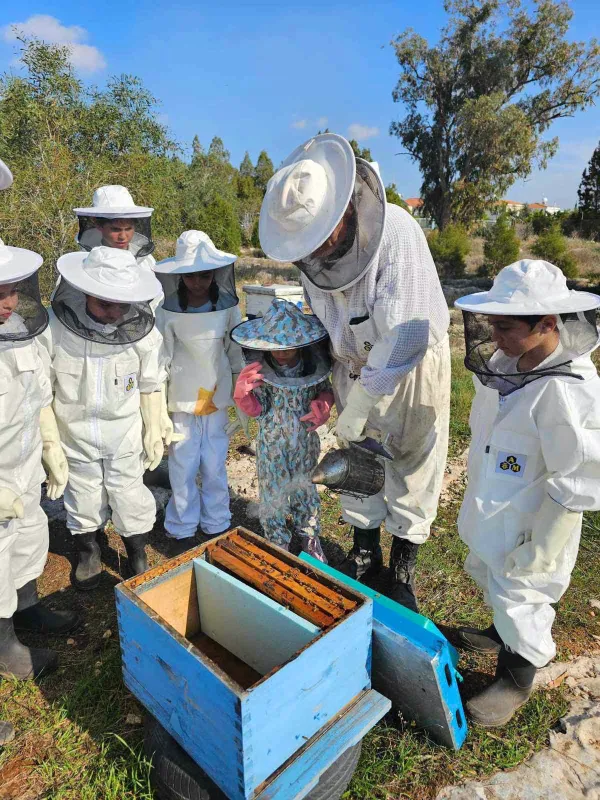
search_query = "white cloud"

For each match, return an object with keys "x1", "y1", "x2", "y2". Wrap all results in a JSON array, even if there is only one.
[
  {"x1": 317, "y1": 116, "x2": 328, "y2": 127},
  {"x1": 3, "y1": 15, "x2": 106, "y2": 73},
  {"x1": 348, "y1": 123, "x2": 379, "y2": 141},
  {"x1": 291, "y1": 119, "x2": 308, "y2": 129}
]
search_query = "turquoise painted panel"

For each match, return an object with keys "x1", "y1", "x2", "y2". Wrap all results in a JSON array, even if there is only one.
[
  {"x1": 115, "y1": 586, "x2": 247, "y2": 800},
  {"x1": 299, "y1": 554, "x2": 467, "y2": 750},
  {"x1": 193, "y1": 558, "x2": 319, "y2": 675},
  {"x1": 256, "y1": 690, "x2": 391, "y2": 800},
  {"x1": 242, "y1": 598, "x2": 373, "y2": 794}
]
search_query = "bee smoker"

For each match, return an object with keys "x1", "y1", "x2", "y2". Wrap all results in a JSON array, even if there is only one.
[{"x1": 311, "y1": 433, "x2": 393, "y2": 499}]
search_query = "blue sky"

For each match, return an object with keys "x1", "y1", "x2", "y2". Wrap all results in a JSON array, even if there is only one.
[{"x1": 1, "y1": 0, "x2": 599, "y2": 210}]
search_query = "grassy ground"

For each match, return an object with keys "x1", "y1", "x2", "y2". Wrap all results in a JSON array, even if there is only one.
[
  {"x1": 2, "y1": 294, "x2": 599, "y2": 798},
  {"x1": 465, "y1": 235, "x2": 600, "y2": 278}
]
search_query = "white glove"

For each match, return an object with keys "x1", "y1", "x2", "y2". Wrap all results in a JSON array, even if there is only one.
[
  {"x1": 39, "y1": 405, "x2": 68, "y2": 500},
  {"x1": 140, "y1": 392, "x2": 164, "y2": 471},
  {"x1": 504, "y1": 495, "x2": 580, "y2": 575},
  {"x1": 335, "y1": 381, "x2": 381, "y2": 448},
  {"x1": 159, "y1": 384, "x2": 184, "y2": 445},
  {"x1": 0, "y1": 487, "x2": 24, "y2": 522}
]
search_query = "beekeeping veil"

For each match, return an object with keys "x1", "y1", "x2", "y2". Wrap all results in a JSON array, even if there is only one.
[
  {"x1": 154, "y1": 230, "x2": 238, "y2": 312},
  {"x1": 456, "y1": 260, "x2": 600, "y2": 395},
  {"x1": 53, "y1": 247, "x2": 161, "y2": 345},
  {"x1": 230, "y1": 298, "x2": 331, "y2": 388},
  {"x1": 0, "y1": 240, "x2": 48, "y2": 341},
  {"x1": 74, "y1": 185, "x2": 154, "y2": 260},
  {"x1": 259, "y1": 134, "x2": 386, "y2": 292}
]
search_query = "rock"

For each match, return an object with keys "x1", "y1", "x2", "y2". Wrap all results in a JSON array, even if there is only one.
[
  {"x1": 566, "y1": 676, "x2": 578, "y2": 688},
  {"x1": 436, "y1": 699, "x2": 600, "y2": 800},
  {"x1": 589, "y1": 599, "x2": 600, "y2": 611},
  {"x1": 126, "y1": 713, "x2": 142, "y2": 726},
  {"x1": 102, "y1": 629, "x2": 112, "y2": 639}
]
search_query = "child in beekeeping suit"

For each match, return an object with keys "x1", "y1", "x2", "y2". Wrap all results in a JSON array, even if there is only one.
[
  {"x1": 37, "y1": 246, "x2": 166, "y2": 590},
  {"x1": 154, "y1": 231, "x2": 247, "y2": 555},
  {"x1": 231, "y1": 299, "x2": 334, "y2": 561},
  {"x1": 454, "y1": 259, "x2": 600, "y2": 727}
]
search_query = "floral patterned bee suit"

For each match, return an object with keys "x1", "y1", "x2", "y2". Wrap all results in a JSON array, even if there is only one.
[{"x1": 231, "y1": 299, "x2": 333, "y2": 553}]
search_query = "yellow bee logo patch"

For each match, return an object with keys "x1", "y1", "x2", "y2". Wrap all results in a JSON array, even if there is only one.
[
  {"x1": 495, "y1": 451, "x2": 526, "y2": 478},
  {"x1": 124, "y1": 373, "x2": 137, "y2": 393}
]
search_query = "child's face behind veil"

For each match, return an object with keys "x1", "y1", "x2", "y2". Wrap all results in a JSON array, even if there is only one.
[{"x1": 271, "y1": 347, "x2": 300, "y2": 367}]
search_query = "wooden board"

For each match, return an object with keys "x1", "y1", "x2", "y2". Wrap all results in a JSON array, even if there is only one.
[
  {"x1": 137, "y1": 562, "x2": 199, "y2": 638},
  {"x1": 194, "y1": 558, "x2": 320, "y2": 677},
  {"x1": 187, "y1": 632, "x2": 261, "y2": 690}
]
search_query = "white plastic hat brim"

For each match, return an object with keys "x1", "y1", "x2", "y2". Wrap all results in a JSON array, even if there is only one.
[
  {"x1": 154, "y1": 252, "x2": 236, "y2": 274},
  {"x1": 57, "y1": 251, "x2": 161, "y2": 302},
  {"x1": 73, "y1": 206, "x2": 153, "y2": 219},
  {"x1": 455, "y1": 290, "x2": 600, "y2": 315},
  {"x1": 0, "y1": 247, "x2": 43, "y2": 283},
  {"x1": 259, "y1": 133, "x2": 356, "y2": 263},
  {"x1": 0, "y1": 158, "x2": 14, "y2": 191}
]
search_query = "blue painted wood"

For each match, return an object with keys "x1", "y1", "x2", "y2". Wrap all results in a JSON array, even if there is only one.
[
  {"x1": 115, "y1": 585, "x2": 247, "y2": 800},
  {"x1": 299, "y1": 554, "x2": 468, "y2": 750},
  {"x1": 242, "y1": 598, "x2": 372, "y2": 794},
  {"x1": 256, "y1": 690, "x2": 390, "y2": 800},
  {"x1": 193, "y1": 558, "x2": 320, "y2": 676}
]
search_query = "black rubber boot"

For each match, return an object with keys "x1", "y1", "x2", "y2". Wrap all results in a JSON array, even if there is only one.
[
  {"x1": 388, "y1": 537, "x2": 420, "y2": 612},
  {"x1": 168, "y1": 536, "x2": 196, "y2": 558},
  {"x1": 123, "y1": 534, "x2": 148, "y2": 577},
  {"x1": 457, "y1": 623, "x2": 502, "y2": 654},
  {"x1": 338, "y1": 526, "x2": 383, "y2": 582},
  {"x1": 466, "y1": 646, "x2": 536, "y2": 727},
  {"x1": 72, "y1": 531, "x2": 102, "y2": 591},
  {"x1": 0, "y1": 616, "x2": 58, "y2": 680},
  {"x1": 13, "y1": 580, "x2": 80, "y2": 634},
  {"x1": 0, "y1": 720, "x2": 15, "y2": 746}
]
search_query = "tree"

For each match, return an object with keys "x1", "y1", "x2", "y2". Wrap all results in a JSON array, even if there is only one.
[
  {"x1": 349, "y1": 139, "x2": 373, "y2": 161},
  {"x1": 482, "y1": 214, "x2": 520, "y2": 276},
  {"x1": 198, "y1": 196, "x2": 242, "y2": 254},
  {"x1": 427, "y1": 224, "x2": 470, "y2": 277},
  {"x1": 578, "y1": 142, "x2": 600, "y2": 213},
  {"x1": 390, "y1": 0, "x2": 600, "y2": 230},
  {"x1": 254, "y1": 150, "x2": 274, "y2": 193},
  {"x1": 531, "y1": 224, "x2": 577, "y2": 278},
  {"x1": 385, "y1": 183, "x2": 409, "y2": 210},
  {"x1": 239, "y1": 151, "x2": 254, "y2": 178}
]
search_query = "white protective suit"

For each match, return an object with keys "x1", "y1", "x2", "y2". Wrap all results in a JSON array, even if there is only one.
[
  {"x1": 0, "y1": 337, "x2": 52, "y2": 617},
  {"x1": 38, "y1": 312, "x2": 165, "y2": 537},
  {"x1": 459, "y1": 342, "x2": 600, "y2": 667},
  {"x1": 157, "y1": 299, "x2": 243, "y2": 538},
  {"x1": 304, "y1": 204, "x2": 451, "y2": 543}
]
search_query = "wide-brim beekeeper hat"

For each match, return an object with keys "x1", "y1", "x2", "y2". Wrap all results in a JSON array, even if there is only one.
[
  {"x1": 0, "y1": 158, "x2": 14, "y2": 191},
  {"x1": 57, "y1": 247, "x2": 162, "y2": 303},
  {"x1": 155, "y1": 230, "x2": 236, "y2": 274},
  {"x1": 231, "y1": 298, "x2": 329, "y2": 350},
  {"x1": 259, "y1": 134, "x2": 358, "y2": 263},
  {"x1": 74, "y1": 185, "x2": 153, "y2": 219},
  {"x1": 0, "y1": 239, "x2": 47, "y2": 341},
  {"x1": 456, "y1": 259, "x2": 600, "y2": 315},
  {"x1": 0, "y1": 240, "x2": 43, "y2": 282}
]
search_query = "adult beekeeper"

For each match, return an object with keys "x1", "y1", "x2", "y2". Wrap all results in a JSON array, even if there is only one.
[
  {"x1": 454, "y1": 260, "x2": 600, "y2": 726},
  {"x1": 37, "y1": 246, "x2": 165, "y2": 590},
  {"x1": 0, "y1": 232, "x2": 79, "y2": 690},
  {"x1": 259, "y1": 133, "x2": 450, "y2": 611},
  {"x1": 154, "y1": 230, "x2": 246, "y2": 553}
]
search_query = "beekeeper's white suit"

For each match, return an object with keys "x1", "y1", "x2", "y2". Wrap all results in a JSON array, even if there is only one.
[
  {"x1": 456, "y1": 262, "x2": 600, "y2": 668},
  {"x1": 37, "y1": 248, "x2": 165, "y2": 539},
  {"x1": 260, "y1": 134, "x2": 450, "y2": 546},
  {"x1": 154, "y1": 231, "x2": 244, "y2": 540}
]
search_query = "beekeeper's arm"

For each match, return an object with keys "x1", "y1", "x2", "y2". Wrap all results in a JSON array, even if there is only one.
[
  {"x1": 225, "y1": 305, "x2": 251, "y2": 436},
  {"x1": 505, "y1": 380, "x2": 600, "y2": 575},
  {"x1": 337, "y1": 226, "x2": 441, "y2": 445},
  {"x1": 155, "y1": 310, "x2": 183, "y2": 445},
  {"x1": 138, "y1": 328, "x2": 168, "y2": 470}
]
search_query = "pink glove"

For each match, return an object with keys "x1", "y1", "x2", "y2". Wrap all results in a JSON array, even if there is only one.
[
  {"x1": 300, "y1": 390, "x2": 334, "y2": 432},
  {"x1": 233, "y1": 362, "x2": 263, "y2": 418}
]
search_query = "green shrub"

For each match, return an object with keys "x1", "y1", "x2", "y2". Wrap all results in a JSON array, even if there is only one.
[
  {"x1": 481, "y1": 214, "x2": 521, "y2": 276},
  {"x1": 530, "y1": 210, "x2": 555, "y2": 235},
  {"x1": 197, "y1": 196, "x2": 242, "y2": 254},
  {"x1": 531, "y1": 225, "x2": 578, "y2": 278},
  {"x1": 427, "y1": 224, "x2": 470, "y2": 277}
]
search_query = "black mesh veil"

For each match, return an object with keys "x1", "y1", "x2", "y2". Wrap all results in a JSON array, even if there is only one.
[
  {"x1": 462, "y1": 309, "x2": 600, "y2": 395},
  {"x1": 0, "y1": 273, "x2": 48, "y2": 341},
  {"x1": 158, "y1": 264, "x2": 238, "y2": 313},
  {"x1": 77, "y1": 215, "x2": 154, "y2": 260},
  {"x1": 52, "y1": 280, "x2": 155, "y2": 345},
  {"x1": 293, "y1": 159, "x2": 385, "y2": 292}
]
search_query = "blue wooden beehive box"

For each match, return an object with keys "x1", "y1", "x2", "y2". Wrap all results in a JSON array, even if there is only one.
[{"x1": 115, "y1": 528, "x2": 380, "y2": 800}]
